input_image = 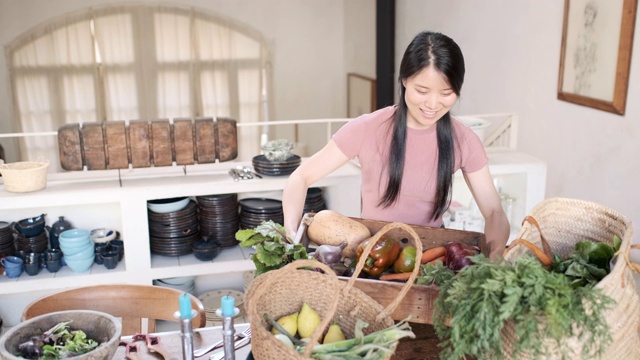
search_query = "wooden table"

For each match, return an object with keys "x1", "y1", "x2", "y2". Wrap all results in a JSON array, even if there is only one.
[{"x1": 111, "y1": 322, "x2": 442, "y2": 359}]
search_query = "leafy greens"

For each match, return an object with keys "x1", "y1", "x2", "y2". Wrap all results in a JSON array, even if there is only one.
[
  {"x1": 434, "y1": 255, "x2": 613, "y2": 360},
  {"x1": 236, "y1": 220, "x2": 308, "y2": 276}
]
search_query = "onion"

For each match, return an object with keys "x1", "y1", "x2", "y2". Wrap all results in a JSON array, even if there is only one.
[
  {"x1": 313, "y1": 243, "x2": 347, "y2": 265},
  {"x1": 445, "y1": 242, "x2": 480, "y2": 271}
]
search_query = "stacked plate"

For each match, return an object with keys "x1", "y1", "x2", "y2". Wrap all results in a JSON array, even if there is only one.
[
  {"x1": 238, "y1": 198, "x2": 284, "y2": 229},
  {"x1": 148, "y1": 199, "x2": 199, "y2": 256},
  {"x1": 196, "y1": 194, "x2": 239, "y2": 248},
  {"x1": 304, "y1": 187, "x2": 327, "y2": 214},
  {"x1": 14, "y1": 231, "x2": 48, "y2": 253},
  {"x1": 0, "y1": 221, "x2": 15, "y2": 256},
  {"x1": 252, "y1": 155, "x2": 301, "y2": 177},
  {"x1": 198, "y1": 289, "x2": 245, "y2": 324},
  {"x1": 153, "y1": 276, "x2": 196, "y2": 294}
]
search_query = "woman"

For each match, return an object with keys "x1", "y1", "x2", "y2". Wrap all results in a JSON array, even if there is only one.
[{"x1": 282, "y1": 31, "x2": 509, "y2": 260}]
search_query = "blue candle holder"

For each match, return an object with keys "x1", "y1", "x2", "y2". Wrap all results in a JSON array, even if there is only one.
[
  {"x1": 216, "y1": 307, "x2": 240, "y2": 360},
  {"x1": 174, "y1": 309, "x2": 197, "y2": 360}
]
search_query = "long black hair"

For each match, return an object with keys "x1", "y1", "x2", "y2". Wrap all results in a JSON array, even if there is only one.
[{"x1": 378, "y1": 31, "x2": 465, "y2": 221}]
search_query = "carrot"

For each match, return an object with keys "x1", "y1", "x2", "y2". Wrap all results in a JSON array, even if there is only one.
[
  {"x1": 379, "y1": 272, "x2": 413, "y2": 282},
  {"x1": 504, "y1": 239, "x2": 553, "y2": 267},
  {"x1": 427, "y1": 255, "x2": 446, "y2": 265},
  {"x1": 421, "y1": 246, "x2": 447, "y2": 264}
]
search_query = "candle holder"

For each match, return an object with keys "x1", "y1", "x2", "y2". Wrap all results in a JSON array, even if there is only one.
[
  {"x1": 174, "y1": 309, "x2": 198, "y2": 360},
  {"x1": 216, "y1": 307, "x2": 240, "y2": 360}
]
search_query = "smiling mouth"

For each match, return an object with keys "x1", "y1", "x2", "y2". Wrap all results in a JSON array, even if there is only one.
[{"x1": 421, "y1": 109, "x2": 438, "y2": 117}]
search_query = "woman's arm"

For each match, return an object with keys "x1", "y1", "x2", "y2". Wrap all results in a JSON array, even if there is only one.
[
  {"x1": 462, "y1": 165, "x2": 510, "y2": 260},
  {"x1": 282, "y1": 140, "x2": 351, "y2": 240}
]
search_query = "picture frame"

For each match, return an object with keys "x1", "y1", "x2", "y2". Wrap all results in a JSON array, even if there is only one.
[
  {"x1": 557, "y1": 0, "x2": 637, "y2": 115},
  {"x1": 347, "y1": 73, "x2": 376, "y2": 118}
]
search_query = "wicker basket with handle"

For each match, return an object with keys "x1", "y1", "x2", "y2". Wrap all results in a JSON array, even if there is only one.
[
  {"x1": 501, "y1": 197, "x2": 640, "y2": 359},
  {"x1": 0, "y1": 160, "x2": 49, "y2": 193},
  {"x1": 244, "y1": 222, "x2": 423, "y2": 360}
]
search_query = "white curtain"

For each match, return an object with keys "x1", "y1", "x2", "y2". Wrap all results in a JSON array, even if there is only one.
[{"x1": 7, "y1": 4, "x2": 269, "y2": 171}]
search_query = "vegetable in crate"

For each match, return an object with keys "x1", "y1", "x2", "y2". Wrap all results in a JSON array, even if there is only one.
[
  {"x1": 305, "y1": 210, "x2": 372, "y2": 258},
  {"x1": 393, "y1": 245, "x2": 417, "y2": 273},
  {"x1": 236, "y1": 220, "x2": 308, "y2": 276},
  {"x1": 434, "y1": 254, "x2": 613, "y2": 360},
  {"x1": 444, "y1": 241, "x2": 480, "y2": 271},
  {"x1": 355, "y1": 237, "x2": 401, "y2": 276}
]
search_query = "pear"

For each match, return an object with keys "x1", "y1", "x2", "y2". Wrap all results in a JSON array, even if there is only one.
[
  {"x1": 323, "y1": 323, "x2": 346, "y2": 344},
  {"x1": 297, "y1": 302, "x2": 322, "y2": 339},
  {"x1": 271, "y1": 312, "x2": 299, "y2": 336}
]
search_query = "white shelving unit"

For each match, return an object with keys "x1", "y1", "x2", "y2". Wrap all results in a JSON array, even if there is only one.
[
  {"x1": 0, "y1": 159, "x2": 362, "y2": 326},
  {"x1": 0, "y1": 145, "x2": 546, "y2": 329}
]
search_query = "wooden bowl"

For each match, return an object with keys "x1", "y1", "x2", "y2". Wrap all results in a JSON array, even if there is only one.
[{"x1": 0, "y1": 310, "x2": 121, "y2": 360}]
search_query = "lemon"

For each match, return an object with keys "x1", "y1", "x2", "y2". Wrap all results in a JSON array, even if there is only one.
[
  {"x1": 323, "y1": 323, "x2": 346, "y2": 344},
  {"x1": 271, "y1": 312, "x2": 299, "y2": 336},
  {"x1": 297, "y1": 302, "x2": 322, "y2": 339}
]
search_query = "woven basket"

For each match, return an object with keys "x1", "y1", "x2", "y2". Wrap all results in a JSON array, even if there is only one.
[
  {"x1": 245, "y1": 222, "x2": 423, "y2": 360},
  {"x1": 0, "y1": 160, "x2": 49, "y2": 193},
  {"x1": 501, "y1": 197, "x2": 640, "y2": 359}
]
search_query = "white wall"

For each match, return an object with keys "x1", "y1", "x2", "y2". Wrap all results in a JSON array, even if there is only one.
[
  {"x1": 397, "y1": 1, "x2": 640, "y2": 255},
  {"x1": 2, "y1": 0, "x2": 638, "y2": 251},
  {"x1": 0, "y1": 0, "x2": 373, "y2": 161}
]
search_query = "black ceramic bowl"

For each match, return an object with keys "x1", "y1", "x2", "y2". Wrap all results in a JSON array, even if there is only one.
[
  {"x1": 14, "y1": 214, "x2": 46, "y2": 237},
  {"x1": 192, "y1": 239, "x2": 221, "y2": 261}
]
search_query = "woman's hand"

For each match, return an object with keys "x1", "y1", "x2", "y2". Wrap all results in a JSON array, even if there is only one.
[{"x1": 282, "y1": 140, "x2": 350, "y2": 241}]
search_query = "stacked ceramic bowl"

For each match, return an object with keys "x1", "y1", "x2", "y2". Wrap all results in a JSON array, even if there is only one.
[
  {"x1": 13, "y1": 215, "x2": 48, "y2": 253},
  {"x1": 153, "y1": 276, "x2": 196, "y2": 294},
  {"x1": 59, "y1": 229, "x2": 94, "y2": 272}
]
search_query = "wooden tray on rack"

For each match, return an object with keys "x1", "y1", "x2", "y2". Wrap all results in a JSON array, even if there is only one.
[
  {"x1": 295, "y1": 213, "x2": 487, "y2": 324},
  {"x1": 57, "y1": 118, "x2": 238, "y2": 171}
]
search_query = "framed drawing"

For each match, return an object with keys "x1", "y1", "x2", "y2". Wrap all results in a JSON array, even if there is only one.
[
  {"x1": 557, "y1": 0, "x2": 637, "y2": 115},
  {"x1": 347, "y1": 73, "x2": 376, "y2": 118}
]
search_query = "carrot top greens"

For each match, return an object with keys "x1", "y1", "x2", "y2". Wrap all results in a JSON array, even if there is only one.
[{"x1": 434, "y1": 255, "x2": 613, "y2": 360}]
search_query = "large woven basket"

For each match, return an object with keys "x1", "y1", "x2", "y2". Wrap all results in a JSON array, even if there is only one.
[
  {"x1": 244, "y1": 222, "x2": 422, "y2": 360},
  {"x1": 502, "y1": 197, "x2": 640, "y2": 359},
  {"x1": 0, "y1": 160, "x2": 49, "y2": 193}
]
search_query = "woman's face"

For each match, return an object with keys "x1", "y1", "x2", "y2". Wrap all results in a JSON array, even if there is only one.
[{"x1": 403, "y1": 66, "x2": 458, "y2": 129}]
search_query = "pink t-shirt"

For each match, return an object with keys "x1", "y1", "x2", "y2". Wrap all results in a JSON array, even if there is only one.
[{"x1": 333, "y1": 106, "x2": 488, "y2": 227}]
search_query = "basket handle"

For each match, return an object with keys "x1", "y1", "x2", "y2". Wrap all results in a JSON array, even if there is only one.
[
  {"x1": 503, "y1": 215, "x2": 554, "y2": 264},
  {"x1": 346, "y1": 222, "x2": 423, "y2": 323},
  {"x1": 248, "y1": 259, "x2": 340, "y2": 358}
]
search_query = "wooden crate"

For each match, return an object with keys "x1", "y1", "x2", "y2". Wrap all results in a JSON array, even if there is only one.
[{"x1": 296, "y1": 214, "x2": 487, "y2": 324}]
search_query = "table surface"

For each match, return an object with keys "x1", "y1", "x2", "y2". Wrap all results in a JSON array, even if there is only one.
[
  {"x1": 112, "y1": 323, "x2": 252, "y2": 360},
  {"x1": 111, "y1": 322, "x2": 442, "y2": 360}
]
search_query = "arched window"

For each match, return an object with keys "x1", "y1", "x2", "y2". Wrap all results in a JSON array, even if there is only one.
[{"x1": 7, "y1": 4, "x2": 270, "y2": 170}]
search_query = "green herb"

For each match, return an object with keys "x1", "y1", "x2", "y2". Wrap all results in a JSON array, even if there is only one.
[
  {"x1": 434, "y1": 255, "x2": 613, "y2": 360},
  {"x1": 549, "y1": 237, "x2": 620, "y2": 288},
  {"x1": 414, "y1": 260, "x2": 455, "y2": 287},
  {"x1": 236, "y1": 220, "x2": 308, "y2": 276}
]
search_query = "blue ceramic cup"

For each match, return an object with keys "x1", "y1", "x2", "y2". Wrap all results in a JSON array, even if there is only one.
[
  {"x1": 45, "y1": 258, "x2": 62, "y2": 273},
  {"x1": 1, "y1": 256, "x2": 23, "y2": 269},
  {"x1": 2, "y1": 256, "x2": 24, "y2": 278}
]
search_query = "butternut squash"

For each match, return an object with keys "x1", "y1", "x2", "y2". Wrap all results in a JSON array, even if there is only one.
[{"x1": 306, "y1": 210, "x2": 371, "y2": 258}]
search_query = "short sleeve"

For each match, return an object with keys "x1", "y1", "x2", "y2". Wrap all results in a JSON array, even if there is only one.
[{"x1": 453, "y1": 120, "x2": 488, "y2": 173}]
